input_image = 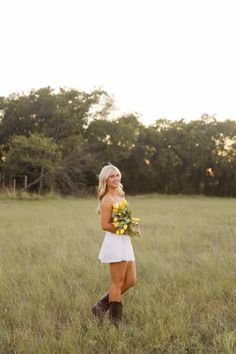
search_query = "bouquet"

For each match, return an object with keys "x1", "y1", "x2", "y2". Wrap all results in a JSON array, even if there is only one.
[{"x1": 112, "y1": 199, "x2": 142, "y2": 238}]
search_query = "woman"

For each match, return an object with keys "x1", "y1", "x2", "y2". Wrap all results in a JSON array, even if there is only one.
[{"x1": 92, "y1": 164, "x2": 136, "y2": 326}]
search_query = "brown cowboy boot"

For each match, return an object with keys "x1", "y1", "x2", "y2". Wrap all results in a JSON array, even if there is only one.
[
  {"x1": 109, "y1": 301, "x2": 123, "y2": 326},
  {"x1": 91, "y1": 292, "x2": 109, "y2": 321}
]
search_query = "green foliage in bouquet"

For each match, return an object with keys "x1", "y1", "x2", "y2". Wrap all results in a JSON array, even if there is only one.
[{"x1": 112, "y1": 199, "x2": 142, "y2": 238}]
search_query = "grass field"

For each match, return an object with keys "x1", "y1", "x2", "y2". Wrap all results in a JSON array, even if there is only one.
[{"x1": 0, "y1": 195, "x2": 235, "y2": 354}]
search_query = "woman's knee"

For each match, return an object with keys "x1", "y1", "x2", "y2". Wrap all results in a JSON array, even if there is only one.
[
  {"x1": 133, "y1": 276, "x2": 137, "y2": 286},
  {"x1": 125, "y1": 276, "x2": 137, "y2": 289},
  {"x1": 130, "y1": 277, "x2": 137, "y2": 288}
]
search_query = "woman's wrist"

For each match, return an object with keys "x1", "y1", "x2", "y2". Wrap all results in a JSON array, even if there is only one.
[{"x1": 103, "y1": 223, "x2": 117, "y2": 233}]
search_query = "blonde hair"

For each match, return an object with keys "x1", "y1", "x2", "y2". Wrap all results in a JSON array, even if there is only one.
[{"x1": 97, "y1": 164, "x2": 124, "y2": 213}]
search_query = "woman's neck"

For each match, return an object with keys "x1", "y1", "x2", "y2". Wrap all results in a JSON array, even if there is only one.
[{"x1": 107, "y1": 189, "x2": 119, "y2": 197}]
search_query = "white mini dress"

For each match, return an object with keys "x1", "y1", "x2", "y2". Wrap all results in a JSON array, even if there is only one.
[{"x1": 98, "y1": 231, "x2": 135, "y2": 263}]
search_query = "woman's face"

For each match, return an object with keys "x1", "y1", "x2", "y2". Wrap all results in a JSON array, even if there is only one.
[{"x1": 106, "y1": 169, "x2": 121, "y2": 189}]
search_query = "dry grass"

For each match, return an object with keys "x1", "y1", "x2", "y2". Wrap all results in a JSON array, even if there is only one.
[{"x1": 0, "y1": 195, "x2": 235, "y2": 353}]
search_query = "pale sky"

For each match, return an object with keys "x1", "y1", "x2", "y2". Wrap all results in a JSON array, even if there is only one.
[{"x1": 1, "y1": 0, "x2": 236, "y2": 125}]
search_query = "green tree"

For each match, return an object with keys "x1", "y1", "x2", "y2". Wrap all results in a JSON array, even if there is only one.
[
  {"x1": 3, "y1": 134, "x2": 62, "y2": 193},
  {"x1": 213, "y1": 119, "x2": 236, "y2": 196}
]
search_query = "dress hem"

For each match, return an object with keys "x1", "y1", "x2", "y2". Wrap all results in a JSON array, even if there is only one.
[{"x1": 99, "y1": 257, "x2": 135, "y2": 264}]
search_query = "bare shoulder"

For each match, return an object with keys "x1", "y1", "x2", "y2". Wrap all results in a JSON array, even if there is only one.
[{"x1": 101, "y1": 195, "x2": 113, "y2": 208}]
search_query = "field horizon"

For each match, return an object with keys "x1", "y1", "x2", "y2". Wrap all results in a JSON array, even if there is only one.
[{"x1": 0, "y1": 195, "x2": 235, "y2": 353}]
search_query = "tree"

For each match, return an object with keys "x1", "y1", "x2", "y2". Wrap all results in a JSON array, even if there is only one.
[
  {"x1": 1, "y1": 87, "x2": 236, "y2": 197},
  {"x1": 0, "y1": 87, "x2": 113, "y2": 144},
  {"x1": 2, "y1": 134, "x2": 62, "y2": 193}
]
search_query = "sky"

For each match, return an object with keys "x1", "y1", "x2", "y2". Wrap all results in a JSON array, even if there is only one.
[{"x1": 1, "y1": 0, "x2": 236, "y2": 126}]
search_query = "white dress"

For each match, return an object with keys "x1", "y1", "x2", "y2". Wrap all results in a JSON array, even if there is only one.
[{"x1": 98, "y1": 231, "x2": 135, "y2": 263}]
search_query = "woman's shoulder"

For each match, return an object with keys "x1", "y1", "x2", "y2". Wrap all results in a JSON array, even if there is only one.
[
  {"x1": 101, "y1": 190, "x2": 125, "y2": 204},
  {"x1": 101, "y1": 194, "x2": 113, "y2": 206}
]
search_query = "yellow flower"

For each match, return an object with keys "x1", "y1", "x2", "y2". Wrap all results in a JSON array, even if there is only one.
[
  {"x1": 119, "y1": 199, "x2": 126, "y2": 208},
  {"x1": 114, "y1": 222, "x2": 119, "y2": 228},
  {"x1": 116, "y1": 230, "x2": 120, "y2": 235},
  {"x1": 132, "y1": 217, "x2": 140, "y2": 222},
  {"x1": 123, "y1": 224, "x2": 128, "y2": 230},
  {"x1": 113, "y1": 217, "x2": 118, "y2": 222},
  {"x1": 120, "y1": 229, "x2": 124, "y2": 234}
]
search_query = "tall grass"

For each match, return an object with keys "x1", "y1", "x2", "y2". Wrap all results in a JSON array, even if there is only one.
[{"x1": 0, "y1": 195, "x2": 235, "y2": 353}]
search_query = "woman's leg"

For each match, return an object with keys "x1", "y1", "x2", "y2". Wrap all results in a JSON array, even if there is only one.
[
  {"x1": 109, "y1": 261, "x2": 128, "y2": 302},
  {"x1": 92, "y1": 261, "x2": 136, "y2": 320},
  {"x1": 121, "y1": 261, "x2": 136, "y2": 294}
]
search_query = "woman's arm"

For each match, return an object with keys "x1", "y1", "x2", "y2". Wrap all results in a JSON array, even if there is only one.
[{"x1": 100, "y1": 197, "x2": 117, "y2": 233}]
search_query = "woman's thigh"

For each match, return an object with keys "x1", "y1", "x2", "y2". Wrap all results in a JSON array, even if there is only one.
[{"x1": 110, "y1": 261, "x2": 128, "y2": 286}]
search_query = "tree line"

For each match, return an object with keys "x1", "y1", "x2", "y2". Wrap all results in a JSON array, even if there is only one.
[{"x1": 0, "y1": 87, "x2": 236, "y2": 197}]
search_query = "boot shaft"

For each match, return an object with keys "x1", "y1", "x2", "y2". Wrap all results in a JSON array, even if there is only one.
[{"x1": 109, "y1": 301, "x2": 123, "y2": 326}]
